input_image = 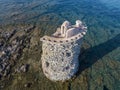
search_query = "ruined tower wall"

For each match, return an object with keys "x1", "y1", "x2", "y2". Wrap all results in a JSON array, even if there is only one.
[
  {"x1": 41, "y1": 39, "x2": 83, "y2": 81},
  {"x1": 40, "y1": 20, "x2": 87, "y2": 81}
]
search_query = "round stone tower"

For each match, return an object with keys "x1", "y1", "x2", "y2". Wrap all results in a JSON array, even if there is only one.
[{"x1": 40, "y1": 20, "x2": 87, "y2": 81}]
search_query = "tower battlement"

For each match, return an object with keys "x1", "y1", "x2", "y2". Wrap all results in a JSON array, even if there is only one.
[{"x1": 40, "y1": 20, "x2": 87, "y2": 44}]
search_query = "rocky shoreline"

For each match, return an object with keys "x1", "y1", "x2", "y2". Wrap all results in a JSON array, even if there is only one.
[
  {"x1": 0, "y1": 24, "x2": 119, "y2": 90},
  {"x1": 0, "y1": 25, "x2": 35, "y2": 78}
]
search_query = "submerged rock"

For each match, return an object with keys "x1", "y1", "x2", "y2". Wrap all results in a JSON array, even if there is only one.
[
  {"x1": 24, "y1": 83, "x2": 32, "y2": 88},
  {"x1": 0, "y1": 25, "x2": 35, "y2": 78},
  {"x1": 15, "y1": 64, "x2": 29, "y2": 73},
  {"x1": 20, "y1": 64, "x2": 29, "y2": 72}
]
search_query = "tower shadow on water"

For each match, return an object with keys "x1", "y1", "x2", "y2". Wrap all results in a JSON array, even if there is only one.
[{"x1": 76, "y1": 33, "x2": 120, "y2": 76}]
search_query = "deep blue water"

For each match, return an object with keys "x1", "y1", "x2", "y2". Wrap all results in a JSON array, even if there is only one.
[{"x1": 0, "y1": 0, "x2": 120, "y2": 90}]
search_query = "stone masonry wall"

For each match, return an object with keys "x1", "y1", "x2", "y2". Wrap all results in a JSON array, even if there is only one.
[{"x1": 41, "y1": 39, "x2": 83, "y2": 81}]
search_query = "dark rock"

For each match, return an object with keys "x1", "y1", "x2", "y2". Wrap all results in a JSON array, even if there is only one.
[
  {"x1": 103, "y1": 85, "x2": 109, "y2": 90},
  {"x1": 24, "y1": 25, "x2": 35, "y2": 33},
  {"x1": 0, "y1": 65, "x2": 3, "y2": 72},
  {"x1": 24, "y1": 83, "x2": 32, "y2": 88}
]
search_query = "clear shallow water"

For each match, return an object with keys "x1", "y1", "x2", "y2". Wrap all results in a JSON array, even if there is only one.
[
  {"x1": 100, "y1": 0, "x2": 120, "y2": 9},
  {"x1": 0, "y1": 0, "x2": 120, "y2": 90}
]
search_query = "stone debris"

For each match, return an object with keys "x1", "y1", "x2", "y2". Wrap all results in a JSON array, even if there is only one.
[
  {"x1": 40, "y1": 20, "x2": 87, "y2": 81},
  {"x1": 15, "y1": 64, "x2": 29, "y2": 73}
]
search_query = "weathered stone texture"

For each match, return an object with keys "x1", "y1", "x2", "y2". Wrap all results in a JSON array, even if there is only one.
[
  {"x1": 41, "y1": 39, "x2": 82, "y2": 81},
  {"x1": 41, "y1": 20, "x2": 87, "y2": 81}
]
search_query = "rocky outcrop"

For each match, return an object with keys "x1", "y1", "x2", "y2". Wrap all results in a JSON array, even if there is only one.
[{"x1": 0, "y1": 25, "x2": 35, "y2": 78}]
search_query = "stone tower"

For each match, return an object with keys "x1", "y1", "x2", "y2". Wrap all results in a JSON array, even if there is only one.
[{"x1": 40, "y1": 20, "x2": 87, "y2": 81}]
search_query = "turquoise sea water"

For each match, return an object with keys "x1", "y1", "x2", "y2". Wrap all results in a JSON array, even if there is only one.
[{"x1": 0, "y1": 0, "x2": 120, "y2": 90}]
